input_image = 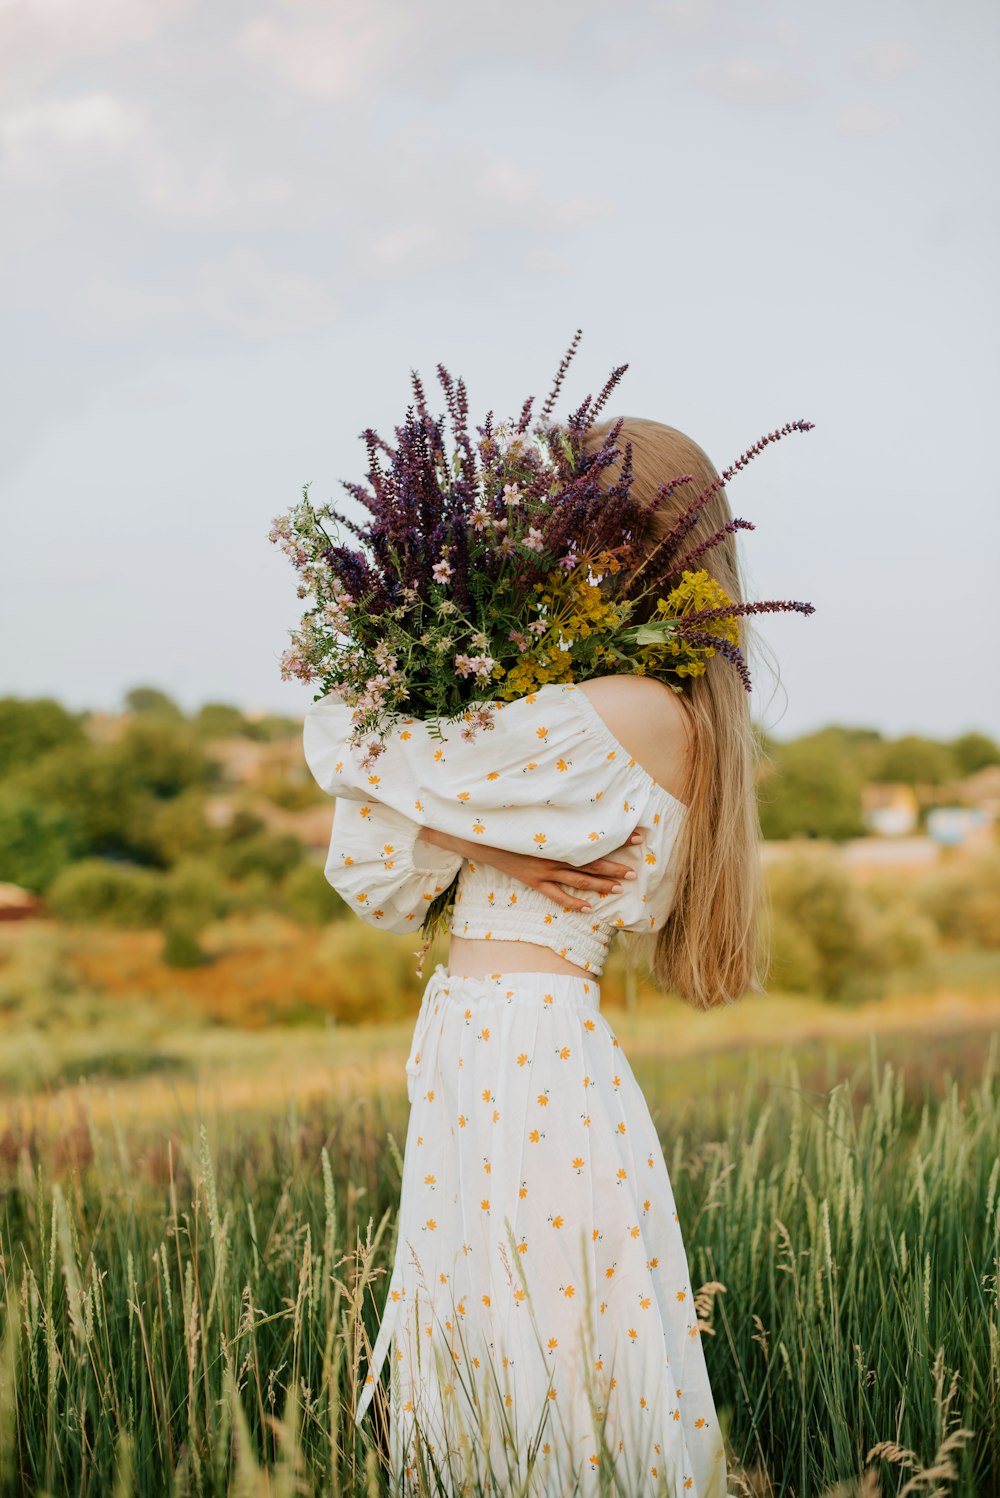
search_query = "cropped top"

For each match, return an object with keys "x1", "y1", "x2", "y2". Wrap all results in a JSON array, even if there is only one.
[{"x1": 302, "y1": 680, "x2": 689, "y2": 977}]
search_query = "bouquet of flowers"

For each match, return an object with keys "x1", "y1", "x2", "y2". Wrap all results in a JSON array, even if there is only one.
[{"x1": 271, "y1": 331, "x2": 814, "y2": 763}]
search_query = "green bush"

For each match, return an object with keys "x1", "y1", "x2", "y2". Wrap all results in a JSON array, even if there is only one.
[
  {"x1": 146, "y1": 789, "x2": 218, "y2": 865},
  {"x1": 765, "y1": 845, "x2": 887, "y2": 1001},
  {"x1": 218, "y1": 830, "x2": 304, "y2": 884},
  {"x1": 315, "y1": 923, "x2": 427, "y2": 1024},
  {"x1": 0, "y1": 790, "x2": 84, "y2": 892},
  {"x1": 763, "y1": 907, "x2": 822, "y2": 994},
  {"x1": 164, "y1": 857, "x2": 232, "y2": 928},
  {"x1": 0, "y1": 696, "x2": 87, "y2": 778},
  {"x1": 47, "y1": 858, "x2": 168, "y2": 928},
  {"x1": 281, "y1": 861, "x2": 349, "y2": 927},
  {"x1": 917, "y1": 851, "x2": 1000, "y2": 948},
  {"x1": 162, "y1": 918, "x2": 210, "y2": 968},
  {"x1": 757, "y1": 739, "x2": 867, "y2": 841}
]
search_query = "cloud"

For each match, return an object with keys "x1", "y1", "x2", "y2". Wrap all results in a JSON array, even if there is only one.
[
  {"x1": 0, "y1": 0, "x2": 188, "y2": 102},
  {"x1": 851, "y1": 41, "x2": 918, "y2": 84},
  {"x1": 0, "y1": 92, "x2": 143, "y2": 172},
  {"x1": 834, "y1": 104, "x2": 899, "y2": 136},
  {"x1": 239, "y1": 3, "x2": 416, "y2": 100},
  {"x1": 87, "y1": 248, "x2": 339, "y2": 339},
  {"x1": 696, "y1": 56, "x2": 810, "y2": 107}
]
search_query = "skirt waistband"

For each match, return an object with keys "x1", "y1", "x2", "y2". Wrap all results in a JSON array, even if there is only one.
[
  {"x1": 403, "y1": 963, "x2": 601, "y2": 1107},
  {"x1": 432, "y1": 961, "x2": 601, "y2": 1007}
]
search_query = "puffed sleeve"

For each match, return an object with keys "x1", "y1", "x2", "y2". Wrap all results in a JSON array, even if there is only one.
[
  {"x1": 303, "y1": 681, "x2": 653, "y2": 866},
  {"x1": 319, "y1": 798, "x2": 463, "y2": 933}
]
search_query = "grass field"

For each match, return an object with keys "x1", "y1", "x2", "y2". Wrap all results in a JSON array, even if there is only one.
[{"x1": 0, "y1": 919, "x2": 998, "y2": 1496}]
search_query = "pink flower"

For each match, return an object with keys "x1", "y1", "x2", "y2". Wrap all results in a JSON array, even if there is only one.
[
  {"x1": 455, "y1": 652, "x2": 495, "y2": 680},
  {"x1": 432, "y1": 558, "x2": 453, "y2": 583},
  {"x1": 522, "y1": 527, "x2": 545, "y2": 554}
]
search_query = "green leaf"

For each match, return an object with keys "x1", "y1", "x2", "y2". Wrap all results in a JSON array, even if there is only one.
[{"x1": 619, "y1": 621, "x2": 679, "y2": 646}]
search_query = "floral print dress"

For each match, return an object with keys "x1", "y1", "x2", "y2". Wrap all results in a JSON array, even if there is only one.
[{"x1": 303, "y1": 681, "x2": 730, "y2": 1497}]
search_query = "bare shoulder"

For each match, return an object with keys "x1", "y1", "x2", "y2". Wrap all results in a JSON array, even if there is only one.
[{"x1": 575, "y1": 674, "x2": 693, "y2": 802}]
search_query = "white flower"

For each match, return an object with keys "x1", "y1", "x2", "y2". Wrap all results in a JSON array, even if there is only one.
[
  {"x1": 432, "y1": 558, "x2": 453, "y2": 583},
  {"x1": 502, "y1": 483, "x2": 522, "y2": 507},
  {"x1": 522, "y1": 526, "x2": 545, "y2": 554}
]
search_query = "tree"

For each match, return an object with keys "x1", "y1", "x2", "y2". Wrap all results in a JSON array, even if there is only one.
[
  {"x1": 873, "y1": 736, "x2": 956, "y2": 786},
  {"x1": 0, "y1": 697, "x2": 87, "y2": 779},
  {"x1": 951, "y1": 731, "x2": 1000, "y2": 776},
  {"x1": 0, "y1": 791, "x2": 84, "y2": 892},
  {"x1": 757, "y1": 737, "x2": 867, "y2": 841},
  {"x1": 124, "y1": 686, "x2": 184, "y2": 720},
  {"x1": 192, "y1": 703, "x2": 246, "y2": 739}
]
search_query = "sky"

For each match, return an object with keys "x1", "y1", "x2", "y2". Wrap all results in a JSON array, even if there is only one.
[{"x1": 1, "y1": 0, "x2": 997, "y2": 743}]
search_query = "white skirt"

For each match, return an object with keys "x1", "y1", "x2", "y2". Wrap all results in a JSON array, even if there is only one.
[{"x1": 354, "y1": 963, "x2": 730, "y2": 1498}]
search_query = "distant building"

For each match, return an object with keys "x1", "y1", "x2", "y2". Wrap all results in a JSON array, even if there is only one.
[
  {"x1": 204, "y1": 735, "x2": 310, "y2": 788},
  {"x1": 926, "y1": 807, "x2": 991, "y2": 848},
  {"x1": 959, "y1": 764, "x2": 1000, "y2": 818},
  {"x1": 861, "y1": 783, "x2": 919, "y2": 837},
  {"x1": 0, "y1": 883, "x2": 45, "y2": 921}
]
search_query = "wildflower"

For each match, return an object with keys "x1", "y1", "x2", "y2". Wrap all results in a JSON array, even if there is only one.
[
  {"x1": 502, "y1": 483, "x2": 522, "y2": 507},
  {"x1": 432, "y1": 558, "x2": 453, "y2": 583},
  {"x1": 523, "y1": 527, "x2": 545, "y2": 554},
  {"x1": 455, "y1": 653, "x2": 496, "y2": 680}
]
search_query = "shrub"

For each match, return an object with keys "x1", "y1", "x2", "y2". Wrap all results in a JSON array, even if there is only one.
[
  {"x1": 916, "y1": 851, "x2": 1000, "y2": 948},
  {"x1": 0, "y1": 697, "x2": 88, "y2": 778},
  {"x1": 146, "y1": 790, "x2": 218, "y2": 865},
  {"x1": 315, "y1": 923, "x2": 428, "y2": 1025},
  {"x1": 162, "y1": 918, "x2": 209, "y2": 968},
  {"x1": 218, "y1": 831, "x2": 304, "y2": 884},
  {"x1": 765, "y1": 845, "x2": 887, "y2": 1001},
  {"x1": 0, "y1": 790, "x2": 84, "y2": 892},
  {"x1": 763, "y1": 908, "x2": 822, "y2": 994},
  {"x1": 281, "y1": 862, "x2": 350, "y2": 927},
  {"x1": 757, "y1": 739, "x2": 866, "y2": 841},
  {"x1": 47, "y1": 858, "x2": 168, "y2": 928},
  {"x1": 163, "y1": 857, "x2": 232, "y2": 928}
]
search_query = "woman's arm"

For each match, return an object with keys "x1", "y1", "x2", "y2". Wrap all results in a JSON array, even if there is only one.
[
  {"x1": 417, "y1": 825, "x2": 645, "y2": 914},
  {"x1": 318, "y1": 800, "x2": 463, "y2": 933},
  {"x1": 303, "y1": 684, "x2": 652, "y2": 866}
]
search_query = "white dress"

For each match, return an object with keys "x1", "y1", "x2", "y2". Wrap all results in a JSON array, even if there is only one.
[{"x1": 304, "y1": 681, "x2": 730, "y2": 1497}]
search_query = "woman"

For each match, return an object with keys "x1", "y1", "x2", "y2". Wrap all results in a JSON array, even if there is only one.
[{"x1": 303, "y1": 417, "x2": 758, "y2": 1496}]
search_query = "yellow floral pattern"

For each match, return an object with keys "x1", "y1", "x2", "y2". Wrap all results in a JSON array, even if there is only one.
[
  {"x1": 303, "y1": 682, "x2": 728, "y2": 1494},
  {"x1": 359, "y1": 965, "x2": 729, "y2": 1496},
  {"x1": 304, "y1": 681, "x2": 689, "y2": 975}
]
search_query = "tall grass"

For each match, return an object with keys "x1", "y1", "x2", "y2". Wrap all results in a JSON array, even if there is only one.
[{"x1": 0, "y1": 1035, "x2": 996, "y2": 1496}]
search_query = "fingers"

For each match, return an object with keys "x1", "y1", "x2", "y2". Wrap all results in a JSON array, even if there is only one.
[
  {"x1": 580, "y1": 859, "x2": 639, "y2": 880},
  {"x1": 538, "y1": 882, "x2": 593, "y2": 913}
]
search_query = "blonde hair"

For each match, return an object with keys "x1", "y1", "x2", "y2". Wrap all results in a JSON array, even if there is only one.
[{"x1": 580, "y1": 416, "x2": 767, "y2": 1010}]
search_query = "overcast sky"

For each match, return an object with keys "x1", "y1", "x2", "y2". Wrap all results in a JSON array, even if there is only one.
[{"x1": 2, "y1": 0, "x2": 997, "y2": 742}]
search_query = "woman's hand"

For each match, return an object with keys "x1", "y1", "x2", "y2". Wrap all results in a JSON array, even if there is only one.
[{"x1": 417, "y1": 826, "x2": 645, "y2": 913}]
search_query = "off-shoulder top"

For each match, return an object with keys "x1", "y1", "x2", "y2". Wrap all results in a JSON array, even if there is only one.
[{"x1": 302, "y1": 680, "x2": 689, "y2": 977}]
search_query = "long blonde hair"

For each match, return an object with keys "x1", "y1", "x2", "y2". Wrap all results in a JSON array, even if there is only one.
[{"x1": 580, "y1": 416, "x2": 767, "y2": 1010}]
